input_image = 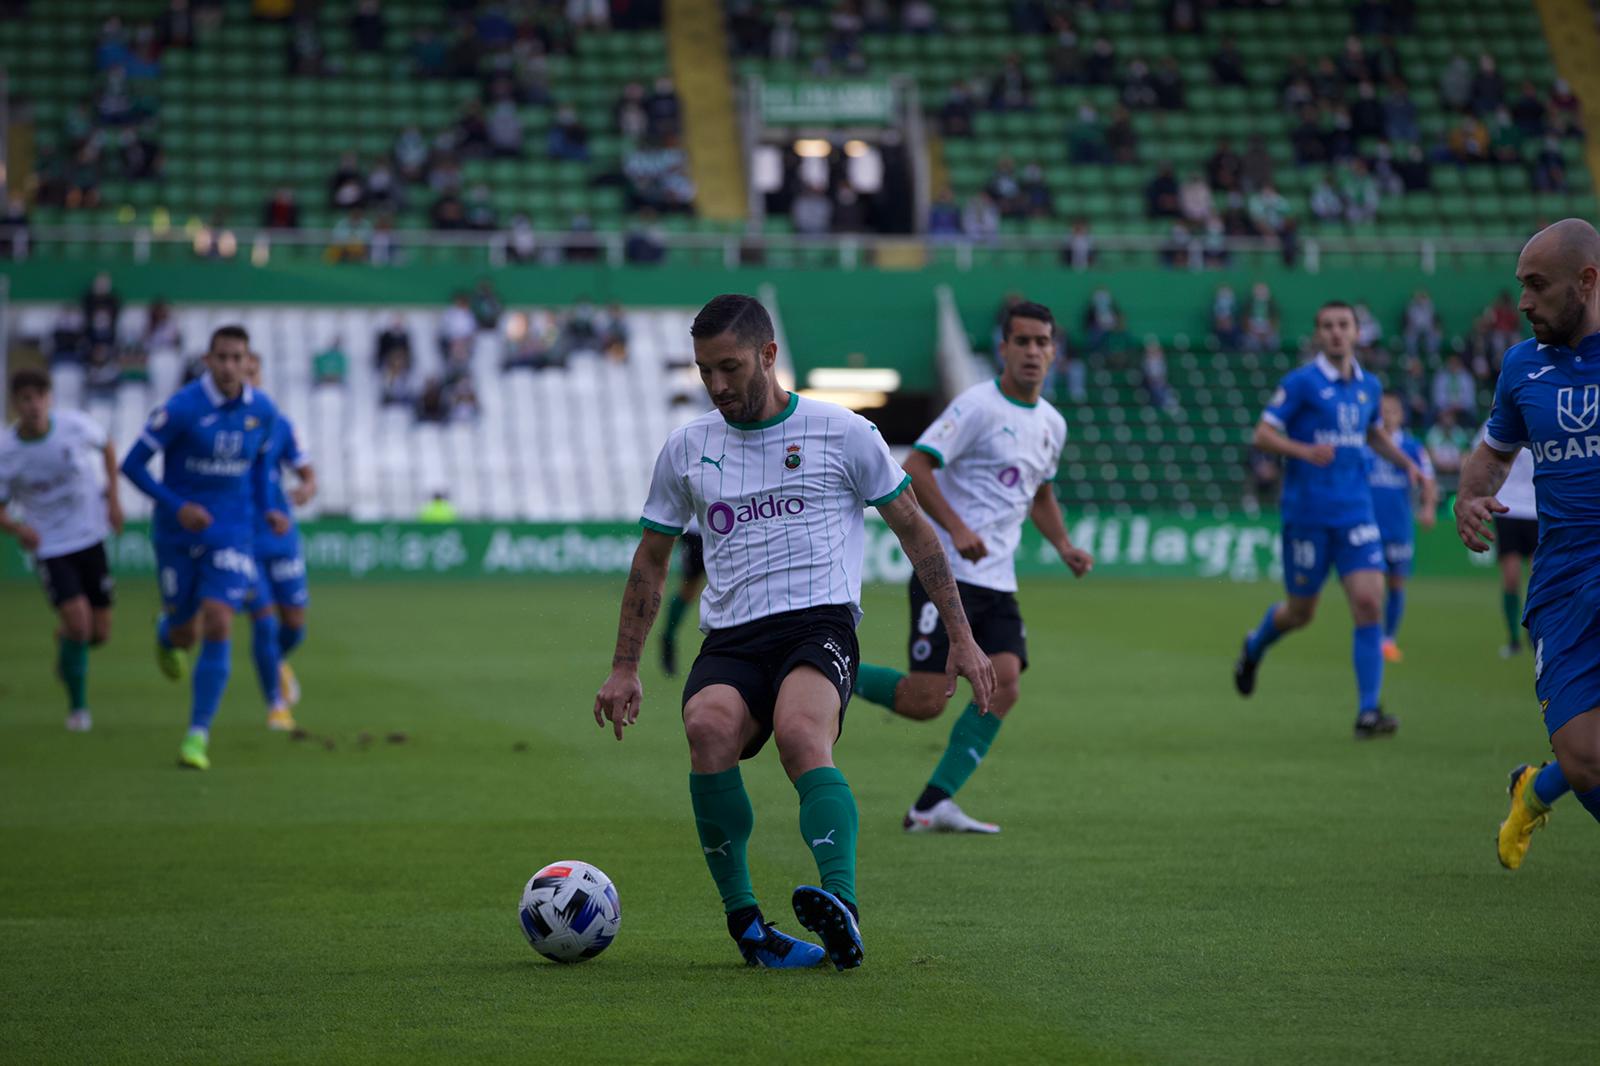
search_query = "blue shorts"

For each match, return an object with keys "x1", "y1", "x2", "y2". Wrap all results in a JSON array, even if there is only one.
[
  {"x1": 1281, "y1": 521, "x2": 1385, "y2": 597},
  {"x1": 1528, "y1": 581, "x2": 1600, "y2": 737},
  {"x1": 155, "y1": 542, "x2": 258, "y2": 623},
  {"x1": 1381, "y1": 539, "x2": 1414, "y2": 579},
  {"x1": 247, "y1": 551, "x2": 310, "y2": 612}
]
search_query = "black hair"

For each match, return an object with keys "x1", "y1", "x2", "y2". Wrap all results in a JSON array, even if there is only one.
[
  {"x1": 209, "y1": 324, "x2": 250, "y2": 350},
  {"x1": 690, "y1": 294, "x2": 774, "y2": 352},
  {"x1": 9, "y1": 368, "x2": 50, "y2": 396},
  {"x1": 1002, "y1": 300, "x2": 1055, "y2": 340},
  {"x1": 1316, "y1": 300, "x2": 1356, "y2": 322}
]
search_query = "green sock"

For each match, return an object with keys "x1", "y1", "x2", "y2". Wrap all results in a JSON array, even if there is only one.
[
  {"x1": 664, "y1": 593, "x2": 691, "y2": 640},
  {"x1": 689, "y1": 768, "x2": 758, "y2": 914},
  {"x1": 927, "y1": 702, "x2": 1003, "y2": 798},
  {"x1": 855, "y1": 663, "x2": 904, "y2": 710},
  {"x1": 57, "y1": 636, "x2": 89, "y2": 711},
  {"x1": 795, "y1": 766, "x2": 859, "y2": 907},
  {"x1": 1502, "y1": 591, "x2": 1521, "y2": 647}
]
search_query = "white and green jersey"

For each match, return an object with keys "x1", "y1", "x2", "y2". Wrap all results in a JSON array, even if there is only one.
[
  {"x1": 641, "y1": 393, "x2": 910, "y2": 632},
  {"x1": 0, "y1": 409, "x2": 110, "y2": 560},
  {"x1": 912, "y1": 378, "x2": 1066, "y2": 593}
]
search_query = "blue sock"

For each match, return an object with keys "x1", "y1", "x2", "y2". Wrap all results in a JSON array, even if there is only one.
[
  {"x1": 1245, "y1": 604, "x2": 1283, "y2": 661},
  {"x1": 279, "y1": 623, "x2": 305, "y2": 658},
  {"x1": 1578, "y1": 785, "x2": 1600, "y2": 824},
  {"x1": 157, "y1": 614, "x2": 175, "y2": 650},
  {"x1": 1352, "y1": 624, "x2": 1384, "y2": 714},
  {"x1": 251, "y1": 613, "x2": 282, "y2": 707},
  {"x1": 190, "y1": 639, "x2": 231, "y2": 735},
  {"x1": 1384, "y1": 588, "x2": 1405, "y2": 640},
  {"x1": 1533, "y1": 761, "x2": 1571, "y2": 806}
]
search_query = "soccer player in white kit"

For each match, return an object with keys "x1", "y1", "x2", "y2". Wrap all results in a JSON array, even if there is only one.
[
  {"x1": 1488, "y1": 442, "x2": 1538, "y2": 658},
  {"x1": 593, "y1": 295, "x2": 995, "y2": 971},
  {"x1": 0, "y1": 369, "x2": 125, "y2": 731},
  {"x1": 853, "y1": 302, "x2": 1095, "y2": 833}
]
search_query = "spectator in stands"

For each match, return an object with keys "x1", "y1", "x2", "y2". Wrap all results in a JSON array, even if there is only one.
[
  {"x1": 1161, "y1": 221, "x2": 1195, "y2": 269},
  {"x1": 375, "y1": 316, "x2": 411, "y2": 369},
  {"x1": 1145, "y1": 163, "x2": 1180, "y2": 219},
  {"x1": 506, "y1": 213, "x2": 538, "y2": 264},
  {"x1": 1165, "y1": 0, "x2": 1203, "y2": 35},
  {"x1": 465, "y1": 185, "x2": 497, "y2": 231},
  {"x1": 1152, "y1": 56, "x2": 1186, "y2": 111},
  {"x1": 1368, "y1": 141, "x2": 1405, "y2": 198},
  {"x1": 439, "y1": 292, "x2": 476, "y2": 362},
  {"x1": 1049, "y1": 19, "x2": 1083, "y2": 85},
  {"x1": 418, "y1": 490, "x2": 457, "y2": 523},
  {"x1": 645, "y1": 78, "x2": 682, "y2": 141},
  {"x1": 1403, "y1": 290, "x2": 1441, "y2": 359},
  {"x1": 928, "y1": 187, "x2": 962, "y2": 239},
  {"x1": 143, "y1": 299, "x2": 181, "y2": 354},
  {"x1": 1247, "y1": 447, "x2": 1281, "y2": 508},
  {"x1": 329, "y1": 152, "x2": 365, "y2": 210},
  {"x1": 769, "y1": 10, "x2": 798, "y2": 61},
  {"x1": 1206, "y1": 140, "x2": 1243, "y2": 193},
  {"x1": 503, "y1": 310, "x2": 560, "y2": 372},
  {"x1": 1352, "y1": 0, "x2": 1390, "y2": 36},
  {"x1": 598, "y1": 303, "x2": 630, "y2": 362},
  {"x1": 417, "y1": 378, "x2": 449, "y2": 424},
  {"x1": 1432, "y1": 354, "x2": 1476, "y2": 424},
  {"x1": 82, "y1": 273, "x2": 120, "y2": 349},
  {"x1": 470, "y1": 279, "x2": 503, "y2": 331},
  {"x1": 1142, "y1": 337, "x2": 1176, "y2": 412},
  {"x1": 286, "y1": 12, "x2": 327, "y2": 75},
  {"x1": 616, "y1": 82, "x2": 649, "y2": 142},
  {"x1": 986, "y1": 157, "x2": 1027, "y2": 218},
  {"x1": 431, "y1": 191, "x2": 467, "y2": 230},
  {"x1": 1246, "y1": 181, "x2": 1291, "y2": 238},
  {"x1": 961, "y1": 190, "x2": 1000, "y2": 242},
  {"x1": 1487, "y1": 107, "x2": 1524, "y2": 165},
  {"x1": 1019, "y1": 163, "x2": 1053, "y2": 218},
  {"x1": 1067, "y1": 104, "x2": 1107, "y2": 164},
  {"x1": 1178, "y1": 171, "x2": 1213, "y2": 224},
  {"x1": 1336, "y1": 159, "x2": 1379, "y2": 224},
  {"x1": 1532, "y1": 133, "x2": 1567, "y2": 192},
  {"x1": 1382, "y1": 80, "x2": 1420, "y2": 144},
  {"x1": 1291, "y1": 106, "x2": 1328, "y2": 166},
  {"x1": 1061, "y1": 217, "x2": 1095, "y2": 271},
  {"x1": 1510, "y1": 79, "x2": 1549, "y2": 138},
  {"x1": 326, "y1": 211, "x2": 372, "y2": 263},
  {"x1": 939, "y1": 80, "x2": 976, "y2": 137},
  {"x1": 623, "y1": 141, "x2": 696, "y2": 213},
  {"x1": 393, "y1": 125, "x2": 430, "y2": 183},
  {"x1": 988, "y1": 53, "x2": 1034, "y2": 112},
  {"x1": 902, "y1": 0, "x2": 937, "y2": 33},
  {"x1": 1350, "y1": 81, "x2": 1384, "y2": 140},
  {"x1": 1549, "y1": 78, "x2": 1581, "y2": 131},
  {"x1": 563, "y1": 213, "x2": 602, "y2": 264},
  {"x1": 832, "y1": 187, "x2": 867, "y2": 233},
  {"x1": 427, "y1": 149, "x2": 463, "y2": 196},
  {"x1": 1425, "y1": 409, "x2": 1471, "y2": 475},
  {"x1": 63, "y1": 144, "x2": 103, "y2": 211},
  {"x1": 547, "y1": 106, "x2": 591, "y2": 162},
  {"x1": 1083, "y1": 288, "x2": 1125, "y2": 356},
  {"x1": 1121, "y1": 59, "x2": 1158, "y2": 110},
  {"x1": 1470, "y1": 53, "x2": 1505, "y2": 116},
  {"x1": 311, "y1": 340, "x2": 348, "y2": 388},
  {"x1": 449, "y1": 379, "x2": 480, "y2": 423},
  {"x1": 1212, "y1": 37, "x2": 1247, "y2": 87},
  {"x1": 1485, "y1": 290, "x2": 1522, "y2": 356},
  {"x1": 351, "y1": 0, "x2": 385, "y2": 51},
  {"x1": 1105, "y1": 105, "x2": 1138, "y2": 164},
  {"x1": 409, "y1": 27, "x2": 447, "y2": 78},
  {"x1": 1244, "y1": 283, "x2": 1281, "y2": 353},
  {"x1": 624, "y1": 210, "x2": 667, "y2": 264},
  {"x1": 1085, "y1": 36, "x2": 1118, "y2": 87},
  {"x1": 1212, "y1": 285, "x2": 1243, "y2": 350},
  {"x1": 1394, "y1": 141, "x2": 1432, "y2": 191},
  {"x1": 370, "y1": 215, "x2": 396, "y2": 266},
  {"x1": 366, "y1": 159, "x2": 400, "y2": 213},
  {"x1": 159, "y1": 0, "x2": 195, "y2": 49},
  {"x1": 261, "y1": 187, "x2": 299, "y2": 230},
  {"x1": 487, "y1": 101, "x2": 524, "y2": 158},
  {"x1": 791, "y1": 181, "x2": 833, "y2": 236},
  {"x1": 380, "y1": 348, "x2": 415, "y2": 407},
  {"x1": 115, "y1": 125, "x2": 163, "y2": 180},
  {"x1": 1354, "y1": 303, "x2": 1384, "y2": 358},
  {"x1": 1439, "y1": 55, "x2": 1471, "y2": 112},
  {"x1": 1309, "y1": 170, "x2": 1342, "y2": 222},
  {"x1": 1337, "y1": 36, "x2": 1371, "y2": 87}
]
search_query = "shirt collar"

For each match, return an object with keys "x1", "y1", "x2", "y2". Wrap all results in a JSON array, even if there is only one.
[
  {"x1": 1314, "y1": 352, "x2": 1363, "y2": 382},
  {"x1": 200, "y1": 372, "x2": 253, "y2": 407}
]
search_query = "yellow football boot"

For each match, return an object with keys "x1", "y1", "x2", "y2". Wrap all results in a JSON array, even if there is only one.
[{"x1": 1497, "y1": 763, "x2": 1551, "y2": 870}]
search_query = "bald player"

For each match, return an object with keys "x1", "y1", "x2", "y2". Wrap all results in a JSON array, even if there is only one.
[{"x1": 1464, "y1": 219, "x2": 1600, "y2": 869}]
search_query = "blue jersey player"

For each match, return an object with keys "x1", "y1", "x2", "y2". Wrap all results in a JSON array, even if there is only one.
[
  {"x1": 243, "y1": 350, "x2": 316, "y2": 732},
  {"x1": 1366, "y1": 392, "x2": 1438, "y2": 663},
  {"x1": 1232, "y1": 303, "x2": 1422, "y2": 738},
  {"x1": 1459, "y1": 219, "x2": 1600, "y2": 869},
  {"x1": 121, "y1": 325, "x2": 287, "y2": 770}
]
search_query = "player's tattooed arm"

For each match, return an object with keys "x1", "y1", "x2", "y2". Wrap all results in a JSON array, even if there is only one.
[
  {"x1": 879, "y1": 488, "x2": 997, "y2": 711},
  {"x1": 594, "y1": 529, "x2": 673, "y2": 740},
  {"x1": 1454, "y1": 442, "x2": 1516, "y2": 552}
]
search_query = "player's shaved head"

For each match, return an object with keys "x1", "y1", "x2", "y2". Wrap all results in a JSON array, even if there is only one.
[{"x1": 1516, "y1": 218, "x2": 1600, "y2": 347}]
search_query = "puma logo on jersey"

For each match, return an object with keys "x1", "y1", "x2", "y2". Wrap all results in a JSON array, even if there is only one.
[
  {"x1": 699, "y1": 454, "x2": 725, "y2": 471},
  {"x1": 1528, "y1": 365, "x2": 1557, "y2": 380},
  {"x1": 810, "y1": 829, "x2": 837, "y2": 848},
  {"x1": 1000, "y1": 426, "x2": 1018, "y2": 438}
]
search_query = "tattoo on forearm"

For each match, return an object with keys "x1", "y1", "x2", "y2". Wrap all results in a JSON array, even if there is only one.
[{"x1": 613, "y1": 563, "x2": 664, "y2": 667}]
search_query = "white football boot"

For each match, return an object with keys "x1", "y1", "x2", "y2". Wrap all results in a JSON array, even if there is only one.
[
  {"x1": 903, "y1": 798, "x2": 1000, "y2": 833},
  {"x1": 65, "y1": 710, "x2": 93, "y2": 732}
]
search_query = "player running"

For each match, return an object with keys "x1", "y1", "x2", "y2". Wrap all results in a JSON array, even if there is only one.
[
  {"x1": 657, "y1": 518, "x2": 705, "y2": 677},
  {"x1": 242, "y1": 350, "x2": 316, "y2": 732},
  {"x1": 121, "y1": 326, "x2": 287, "y2": 770},
  {"x1": 593, "y1": 294, "x2": 995, "y2": 971},
  {"x1": 853, "y1": 301, "x2": 1093, "y2": 833},
  {"x1": 1457, "y1": 219, "x2": 1600, "y2": 868},
  {"x1": 1486, "y1": 442, "x2": 1536, "y2": 658},
  {"x1": 0, "y1": 370, "x2": 123, "y2": 731},
  {"x1": 1366, "y1": 392, "x2": 1438, "y2": 663},
  {"x1": 1233, "y1": 302, "x2": 1423, "y2": 738}
]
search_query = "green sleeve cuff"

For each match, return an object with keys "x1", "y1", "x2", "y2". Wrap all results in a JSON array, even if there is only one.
[
  {"x1": 639, "y1": 517, "x2": 685, "y2": 536},
  {"x1": 911, "y1": 443, "x2": 945, "y2": 467},
  {"x1": 867, "y1": 473, "x2": 912, "y2": 508}
]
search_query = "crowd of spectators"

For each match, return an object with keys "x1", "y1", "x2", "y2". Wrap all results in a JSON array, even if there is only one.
[{"x1": 42, "y1": 273, "x2": 182, "y2": 398}]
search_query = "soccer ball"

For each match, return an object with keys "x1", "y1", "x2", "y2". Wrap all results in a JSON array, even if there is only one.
[{"x1": 518, "y1": 860, "x2": 621, "y2": 963}]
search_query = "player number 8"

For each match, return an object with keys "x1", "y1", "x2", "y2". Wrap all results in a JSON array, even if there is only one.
[{"x1": 917, "y1": 601, "x2": 940, "y2": 635}]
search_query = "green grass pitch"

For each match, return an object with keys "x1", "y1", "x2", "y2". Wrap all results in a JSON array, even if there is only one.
[{"x1": 1, "y1": 575, "x2": 1594, "y2": 1064}]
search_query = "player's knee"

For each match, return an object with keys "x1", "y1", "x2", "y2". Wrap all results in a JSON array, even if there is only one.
[
  {"x1": 897, "y1": 685, "x2": 947, "y2": 720},
  {"x1": 58, "y1": 600, "x2": 92, "y2": 642},
  {"x1": 1281, "y1": 601, "x2": 1315, "y2": 628},
  {"x1": 1350, "y1": 593, "x2": 1383, "y2": 624},
  {"x1": 199, "y1": 602, "x2": 233, "y2": 641},
  {"x1": 989, "y1": 680, "x2": 1021, "y2": 718},
  {"x1": 773, "y1": 727, "x2": 832, "y2": 780},
  {"x1": 90, "y1": 616, "x2": 112, "y2": 646},
  {"x1": 682, "y1": 702, "x2": 744, "y2": 769}
]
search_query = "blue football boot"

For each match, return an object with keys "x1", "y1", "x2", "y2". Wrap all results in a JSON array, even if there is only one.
[{"x1": 735, "y1": 917, "x2": 826, "y2": 969}]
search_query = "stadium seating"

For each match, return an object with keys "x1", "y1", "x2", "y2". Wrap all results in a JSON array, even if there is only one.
[{"x1": 11, "y1": 302, "x2": 703, "y2": 523}]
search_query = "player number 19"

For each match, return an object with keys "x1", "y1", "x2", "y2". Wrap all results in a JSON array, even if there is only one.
[{"x1": 1291, "y1": 540, "x2": 1317, "y2": 570}]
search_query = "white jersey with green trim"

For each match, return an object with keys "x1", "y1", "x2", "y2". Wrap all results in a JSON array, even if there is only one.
[
  {"x1": 912, "y1": 379, "x2": 1066, "y2": 592},
  {"x1": 641, "y1": 393, "x2": 909, "y2": 632},
  {"x1": 0, "y1": 409, "x2": 110, "y2": 560}
]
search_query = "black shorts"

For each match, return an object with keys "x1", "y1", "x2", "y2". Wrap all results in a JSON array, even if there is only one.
[
  {"x1": 680, "y1": 532, "x2": 705, "y2": 582},
  {"x1": 1494, "y1": 516, "x2": 1539, "y2": 559},
  {"x1": 683, "y1": 605, "x2": 859, "y2": 760},
  {"x1": 907, "y1": 575, "x2": 1028, "y2": 673},
  {"x1": 38, "y1": 542, "x2": 115, "y2": 609}
]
